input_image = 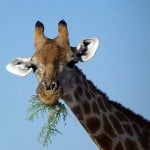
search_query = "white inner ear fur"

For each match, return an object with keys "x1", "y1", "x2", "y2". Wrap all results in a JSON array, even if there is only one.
[
  {"x1": 6, "y1": 57, "x2": 33, "y2": 76},
  {"x1": 77, "y1": 38, "x2": 99, "y2": 62}
]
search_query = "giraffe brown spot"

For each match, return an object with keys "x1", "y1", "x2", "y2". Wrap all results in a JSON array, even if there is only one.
[
  {"x1": 110, "y1": 115, "x2": 124, "y2": 134},
  {"x1": 138, "y1": 132, "x2": 150, "y2": 150},
  {"x1": 72, "y1": 105, "x2": 83, "y2": 121},
  {"x1": 132, "y1": 124, "x2": 150, "y2": 149},
  {"x1": 74, "y1": 75, "x2": 81, "y2": 83},
  {"x1": 125, "y1": 138, "x2": 138, "y2": 150},
  {"x1": 92, "y1": 101, "x2": 99, "y2": 114},
  {"x1": 115, "y1": 142, "x2": 123, "y2": 150},
  {"x1": 84, "y1": 88, "x2": 92, "y2": 100},
  {"x1": 90, "y1": 91, "x2": 96, "y2": 99},
  {"x1": 86, "y1": 117, "x2": 100, "y2": 133},
  {"x1": 103, "y1": 115, "x2": 116, "y2": 138},
  {"x1": 123, "y1": 124, "x2": 133, "y2": 136},
  {"x1": 97, "y1": 97, "x2": 107, "y2": 112},
  {"x1": 132, "y1": 123, "x2": 142, "y2": 137},
  {"x1": 74, "y1": 86, "x2": 83, "y2": 102},
  {"x1": 77, "y1": 86, "x2": 83, "y2": 95},
  {"x1": 83, "y1": 77, "x2": 89, "y2": 88},
  {"x1": 82, "y1": 100, "x2": 91, "y2": 114},
  {"x1": 116, "y1": 111, "x2": 128, "y2": 122},
  {"x1": 104, "y1": 100, "x2": 113, "y2": 111},
  {"x1": 94, "y1": 133, "x2": 112, "y2": 150}
]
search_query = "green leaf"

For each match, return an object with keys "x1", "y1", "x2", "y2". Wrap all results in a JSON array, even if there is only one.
[{"x1": 26, "y1": 95, "x2": 68, "y2": 147}]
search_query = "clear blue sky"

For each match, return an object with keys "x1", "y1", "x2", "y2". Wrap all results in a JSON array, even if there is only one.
[{"x1": 0, "y1": 0, "x2": 150, "y2": 150}]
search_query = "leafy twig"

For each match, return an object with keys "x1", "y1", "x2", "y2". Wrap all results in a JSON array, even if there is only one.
[{"x1": 26, "y1": 95, "x2": 68, "y2": 147}]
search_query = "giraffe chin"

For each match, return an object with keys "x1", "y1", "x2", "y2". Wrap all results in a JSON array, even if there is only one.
[{"x1": 37, "y1": 92, "x2": 58, "y2": 105}]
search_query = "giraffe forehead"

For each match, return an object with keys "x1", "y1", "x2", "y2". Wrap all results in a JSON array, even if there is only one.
[{"x1": 32, "y1": 42, "x2": 70, "y2": 65}]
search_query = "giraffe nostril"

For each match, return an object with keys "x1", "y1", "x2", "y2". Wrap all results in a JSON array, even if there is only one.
[
  {"x1": 45, "y1": 82, "x2": 50, "y2": 90},
  {"x1": 44, "y1": 81, "x2": 58, "y2": 90},
  {"x1": 51, "y1": 82, "x2": 57, "y2": 90}
]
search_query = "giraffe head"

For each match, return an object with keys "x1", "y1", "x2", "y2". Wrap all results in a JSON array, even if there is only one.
[{"x1": 6, "y1": 20, "x2": 99, "y2": 105}]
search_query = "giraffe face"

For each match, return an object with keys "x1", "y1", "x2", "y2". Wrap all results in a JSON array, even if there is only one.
[
  {"x1": 31, "y1": 20, "x2": 73, "y2": 105},
  {"x1": 6, "y1": 20, "x2": 99, "y2": 105}
]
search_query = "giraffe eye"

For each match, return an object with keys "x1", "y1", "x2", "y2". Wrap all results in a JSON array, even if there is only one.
[{"x1": 16, "y1": 61, "x2": 21, "y2": 65}]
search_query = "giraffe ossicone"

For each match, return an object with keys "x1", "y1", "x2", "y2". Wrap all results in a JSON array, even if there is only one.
[{"x1": 6, "y1": 20, "x2": 150, "y2": 150}]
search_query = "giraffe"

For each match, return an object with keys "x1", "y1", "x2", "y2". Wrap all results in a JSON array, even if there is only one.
[{"x1": 6, "y1": 20, "x2": 150, "y2": 150}]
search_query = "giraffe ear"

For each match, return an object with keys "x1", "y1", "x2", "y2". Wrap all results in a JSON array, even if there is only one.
[
  {"x1": 6, "y1": 57, "x2": 33, "y2": 76},
  {"x1": 76, "y1": 38, "x2": 99, "y2": 62}
]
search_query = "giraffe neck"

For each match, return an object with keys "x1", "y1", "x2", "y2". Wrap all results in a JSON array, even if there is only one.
[{"x1": 62, "y1": 66, "x2": 150, "y2": 150}]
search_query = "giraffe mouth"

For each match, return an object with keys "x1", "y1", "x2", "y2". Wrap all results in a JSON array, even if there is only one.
[{"x1": 36, "y1": 80, "x2": 63, "y2": 105}]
